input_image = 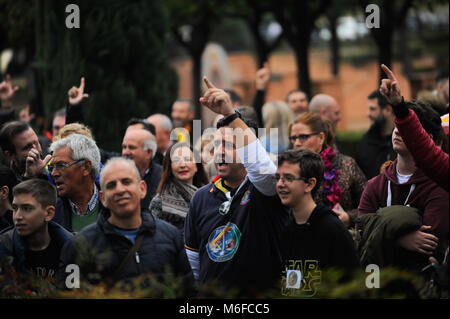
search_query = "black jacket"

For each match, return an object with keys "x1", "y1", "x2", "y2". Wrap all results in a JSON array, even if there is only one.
[
  {"x1": 0, "y1": 221, "x2": 73, "y2": 275},
  {"x1": 141, "y1": 160, "x2": 162, "y2": 210},
  {"x1": 58, "y1": 208, "x2": 194, "y2": 294},
  {"x1": 355, "y1": 125, "x2": 396, "y2": 180}
]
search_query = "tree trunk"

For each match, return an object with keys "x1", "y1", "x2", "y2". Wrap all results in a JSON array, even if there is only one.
[
  {"x1": 376, "y1": 30, "x2": 393, "y2": 81},
  {"x1": 329, "y1": 15, "x2": 340, "y2": 77},
  {"x1": 294, "y1": 41, "x2": 311, "y2": 98}
]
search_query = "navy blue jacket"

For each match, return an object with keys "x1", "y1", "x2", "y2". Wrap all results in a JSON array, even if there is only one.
[
  {"x1": 54, "y1": 191, "x2": 106, "y2": 233},
  {"x1": 0, "y1": 221, "x2": 73, "y2": 274},
  {"x1": 185, "y1": 177, "x2": 290, "y2": 294},
  {"x1": 141, "y1": 160, "x2": 162, "y2": 210},
  {"x1": 58, "y1": 208, "x2": 194, "y2": 294}
]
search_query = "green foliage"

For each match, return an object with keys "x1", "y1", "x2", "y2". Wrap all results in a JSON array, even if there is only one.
[
  {"x1": 0, "y1": 0, "x2": 35, "y2": 51},
  {"x1": 32, "y1": 0, "x2": 178, "y2": 151}
]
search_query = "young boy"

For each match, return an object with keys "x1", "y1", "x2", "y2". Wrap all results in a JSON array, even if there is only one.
[
  {"x1": 0, "y1": 179, "x2": 73, "y2": 279},
  {"x1": 276, "y1": 148, "x2": 359, "y2": 296}
]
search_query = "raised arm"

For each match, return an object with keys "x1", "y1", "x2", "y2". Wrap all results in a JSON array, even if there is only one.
[
  {"x1": 66, "y1": 77, "x2": 89, "y2": 124},
  {"x1": 200, "y1": 77, "x2": 277, "y2": 196},
  {"x1": 380, "y1": 64, "x2": 449, "y2": 191},
  {"x1": 252, "y1": 62, "x2": 270, "y2": 127}
]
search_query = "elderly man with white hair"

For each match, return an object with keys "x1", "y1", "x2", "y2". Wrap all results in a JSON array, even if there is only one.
[
  {"x1": 122, "y1": 128, "x2": 162, "y2": 210},
  {"x1": 49, "y1": 133, "x2": 103, "y2": 233}
]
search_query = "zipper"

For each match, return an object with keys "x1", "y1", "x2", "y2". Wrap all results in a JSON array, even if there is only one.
[{"x1": 135, "y1": 251, "x2": 140, "y2": 264}]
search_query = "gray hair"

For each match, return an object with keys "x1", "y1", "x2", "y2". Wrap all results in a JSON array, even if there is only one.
[
  {"x1": 100, "y1": 157, "x2": 141, "y2": 190},
  {"x1": 148, "y1": 113, "x2": 173, "y2": 131},
  {"x1": 49, "y1": 133, "x2": 101, "y2": 180},
  {"x1": 309, "y1": 94, "x2": 334, "y2": 113},
  {"x1": 143, "y1": 137, "x2": 157, "y2": 159}
]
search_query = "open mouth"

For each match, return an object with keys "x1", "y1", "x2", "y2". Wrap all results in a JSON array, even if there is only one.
[
  {"x1": 55, "y1": 181, "x2": 65, "y2": 191},
  {"x1": 277, "y1": 190, "x2": 290, "y2": 198}
]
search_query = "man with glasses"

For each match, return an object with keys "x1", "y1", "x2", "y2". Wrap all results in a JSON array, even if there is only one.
[
  {"x1": 184, "y1": 77, "x2": 289, "y2": 297},
  {"x1": 49, "y1": 133, "x2": 103, "y2": 233},
  {"x1": 276, "y1": 148, "x2": 359, "y2": 296}
]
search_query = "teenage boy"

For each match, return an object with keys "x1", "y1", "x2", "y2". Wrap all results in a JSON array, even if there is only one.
[
  {"x1": 0, "y1": 179, "x2": 73, "y2": 279},
  {"x1": 275, "y1": 148, "x2": 359, "y2": 296}
]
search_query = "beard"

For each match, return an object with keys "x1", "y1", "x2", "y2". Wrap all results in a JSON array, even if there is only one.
[{"x1": 372, "y1": 113, "x2": 387, "y2": 132}]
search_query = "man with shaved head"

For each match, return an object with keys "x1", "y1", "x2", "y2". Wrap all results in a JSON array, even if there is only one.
[
  {"x1": 309, "y1": 93, "x2": 343, "y2": 150},
  {"x1": 59, "y1": 157, "x2": 194, "y2": 291},
  {"x1": 122, "y1": 128, "x2": 162, "y2": 210},
  {"x1": 309, "y1": 94, "x2": 342, "y2": 129}
]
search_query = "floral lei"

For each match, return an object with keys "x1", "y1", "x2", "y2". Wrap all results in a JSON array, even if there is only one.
[{"x1": 320, "y1": 146, "x2": 344, "y2": 208}]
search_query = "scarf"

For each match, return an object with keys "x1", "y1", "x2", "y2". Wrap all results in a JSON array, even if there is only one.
[
  {"x1": 320, "y1": 146, "x2": 344, "y2": 208},
  {"x1": 160, "y1": 180, "x2": 198, "y2": 218}
]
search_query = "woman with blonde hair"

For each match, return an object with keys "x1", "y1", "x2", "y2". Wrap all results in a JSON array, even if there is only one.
[
  {"x1": 288, "y1": 112, "x2": 367, "y2": 228},
  {"x1": 261, "y1": 100, "x2": 295, "y2": 154}
]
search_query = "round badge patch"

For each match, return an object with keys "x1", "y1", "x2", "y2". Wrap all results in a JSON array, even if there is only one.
[{"x1": 206, "y1": 223, "x2": 241, "y2": 262}]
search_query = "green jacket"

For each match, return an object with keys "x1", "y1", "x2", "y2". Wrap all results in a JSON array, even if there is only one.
[{"x1": 357, "y1": 205, "x2": 422, "y2": 267}]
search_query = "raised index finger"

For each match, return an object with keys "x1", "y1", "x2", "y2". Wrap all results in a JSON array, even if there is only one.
[
  {"x1": 203, "y1": 76, "x2": 216, "y2": 89},
  {"x1": 79, "y1": 77, "x2": 85, "y2": 90},
  {"x1": 381, "y1": 64, "x2": 397, "y2": 81}
]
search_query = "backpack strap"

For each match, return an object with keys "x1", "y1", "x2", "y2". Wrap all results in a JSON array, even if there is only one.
[{"x1": 112, "y1": 233, "x2": 145, "y2": 283}]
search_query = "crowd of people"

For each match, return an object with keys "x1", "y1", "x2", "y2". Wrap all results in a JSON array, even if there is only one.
[{"x1": 0, "y1": 63, "x2": 448, "y2": 298}]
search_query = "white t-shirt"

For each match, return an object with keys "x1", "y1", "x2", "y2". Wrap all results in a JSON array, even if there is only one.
[{"x1": 396, "y1": 167, "x2": 413, "y2": 184}]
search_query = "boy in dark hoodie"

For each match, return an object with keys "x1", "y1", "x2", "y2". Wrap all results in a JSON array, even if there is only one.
[
  {"x1": 276, "y1": 148, "x2": 359, "y2": 297},
  {"x1": 358, "y1": 100, "x2": 448, "y2": 271}
]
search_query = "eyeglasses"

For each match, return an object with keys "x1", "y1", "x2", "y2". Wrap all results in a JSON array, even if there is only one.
[
  {"x1": 273, "y1": 174, "x2": 309, "y2": 184},
  {"x1": 289, "y1": 133, "x2": 319, "y2": 143},
  {"x1": 48, "y1": 159, "x2": 85, "y2": 172},
  {"x1": 219, "y1": 191, "x2": 232, "y2": 215}
]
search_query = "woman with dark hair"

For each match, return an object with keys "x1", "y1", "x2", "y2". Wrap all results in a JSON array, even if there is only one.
[
  {"x1": 149, "y1": 142, "x2": 208, "y2": 235},
  {"x1": 288, "y1": 112, "x2": 367, "y2": 228}
]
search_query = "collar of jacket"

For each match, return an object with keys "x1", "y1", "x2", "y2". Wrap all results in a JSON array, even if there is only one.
[
  {"x1": 10, "y1": 221, "x2": 73, "y2": 266},
  {"x1": 210, "y1": 176, "x2": 251, "y2": 199},
  {"x1": 97, "y1": 208, "x2": 156, "y2": 237},
  {"x1": 383, "y1": 159, "x2": 429, "y2": 185}
]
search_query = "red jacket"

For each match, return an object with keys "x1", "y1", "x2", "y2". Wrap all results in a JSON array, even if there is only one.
[
  {"x1": 358, "y1": 160, "x2": 448, "y2": 239},
  {"x1": 395, "y1": 109, "x2": 449, "y2": 192}
]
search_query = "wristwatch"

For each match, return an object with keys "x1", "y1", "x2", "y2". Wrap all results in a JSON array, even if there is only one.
[{"x1": 217, "y1": 110, "x2": 242, "y2": 128}]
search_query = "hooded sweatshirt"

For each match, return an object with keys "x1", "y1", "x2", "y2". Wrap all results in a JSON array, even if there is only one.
[
  {"x1": 358, "y1": 160, "x2": 448, "y2": 240},
  {"x1": 280, "y1": 205, "x2": 359, "y2": 296}
]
